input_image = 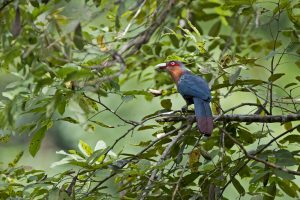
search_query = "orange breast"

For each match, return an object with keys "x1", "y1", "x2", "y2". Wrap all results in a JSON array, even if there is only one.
[{"x1": 169, "y1": 67, "x2": 184, "y2": 83}]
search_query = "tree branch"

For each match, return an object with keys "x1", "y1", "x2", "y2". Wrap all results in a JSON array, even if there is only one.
[{"x1": 157, "y1": 114, "x2": 300, "y2": 123}]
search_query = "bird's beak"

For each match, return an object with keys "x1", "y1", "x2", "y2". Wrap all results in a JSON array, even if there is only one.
[{"x1": 155, "y1": 63, "x2": 167, "y2": 71}]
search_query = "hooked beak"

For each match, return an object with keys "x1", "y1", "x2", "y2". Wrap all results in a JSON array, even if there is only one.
[{"x1": 155, "y1": 63, "x2": 167, "y2": 71}]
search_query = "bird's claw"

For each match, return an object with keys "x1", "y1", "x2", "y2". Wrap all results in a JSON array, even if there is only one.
[{"x1": 181, "y1": 105, "x2": 188, "y2": 114}]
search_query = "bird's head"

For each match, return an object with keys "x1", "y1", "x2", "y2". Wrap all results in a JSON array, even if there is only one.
[{"x1": 155, "y1": 61, "x2": 185, "y2": 72}]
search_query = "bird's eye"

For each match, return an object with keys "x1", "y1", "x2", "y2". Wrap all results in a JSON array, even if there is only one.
[{"x1": 170, "y1": 62, "x2": 175, "y2": 65}]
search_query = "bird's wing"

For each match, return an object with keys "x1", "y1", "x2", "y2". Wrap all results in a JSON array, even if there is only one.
[{"x1": 178, "y1": 73, "x2": 211, "y2": 101}]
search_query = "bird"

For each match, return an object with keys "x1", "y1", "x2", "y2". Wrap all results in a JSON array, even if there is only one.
[{"x1": 155, "y1": 60, "x2": 213, "y2": 136}]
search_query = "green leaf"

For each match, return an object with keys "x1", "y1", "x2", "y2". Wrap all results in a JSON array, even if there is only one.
[
  {"x1": 274, "y1": 169, "x2": 295, "y2": 180},
  {"x1": 133, "y1": 140, "x2": 152, "y2": 147},
  {"x1": 208, "y1": 21, "x2": 221, "y2": 37},
  {"x1": 57, "y1": 97, "x2": 67, "y2": 115},
  {"x1": 154, "y1": 43, "x2": 162, "y2": 55},
  {"x1": 268, "y1": 73, "x2": 285, "y2": 82},
  {"x1": 296, "y1": 76, "x2": 300, "y2": 82},
  {"x1": 29, "y1": 126, "x2": 48, "y2": 157},
  {"x1": 65, "y1": 69, "x2": 94, "y2": 81},
  {"x1": 250, "y1": 171, "x2": 270, "y2": 184},
  {"x1": 87, "y1": 149, "x2": 107, "y2": 165},
  {"x1": 277, "y1": 179, "x2": 298, "y2": 197},
  {"x1": 238, "y1": 128, "x2": 255, "y2": 144},
  {"x1": 279, "y1": 135, "x2": 300, "y2": 144},
  {"x1": 73, "y1": 23, "x2": 84, "y2": 50},
  {"x1": 123, "y1": 90, "x2": 149, "y2": 96},
  {"x1": 161, "y1": 99, "x2": 172, "y2": 110},
  {"x1": 263, "y1": 183, "x2": 276, "y2": 200},
  {"x1": 142, "y1": 45, "x2": 153, "y2": 55},
  {"x1": 284, "y1": 82, "x2": 297, "y2": 89},
  {"x1": 187, "y1": 19, "x2": 201, "y2": 37},
  {"x1": 84, "y1": 123, "x2": 96, "y2": 132},
  {"x1": 283, "y1": 122, "x2": 293, "y2": 130},
  {"x1": 91, "y1": 120, "x2": 114, "y2": 128},
  {"x1": 181, "y1": 172, "x2": 201, "y2": 187},
  {"x1": 232, "y1": 177, "x2": 245, "y2": 196},
  {"x1": 78, "y1": 140, "x2": 93, "y2": 157},
  {"x1": 138, "y1": 125, "x2": 159, "y2": 131},
  {"x1": 60, "y1": 117, "x2": 79, "y2": 124},
  {"x1": 274, "y1": 149, "x2": 297, "y2": 166},
  {"x1": 8, "y1": 151, "x2": 24, "y2": 167},
  {"x1": 57, "y1": 66, "x2": 78, "y2": 78},
  {"x1": 169, "y1": 34, "x2": 180, "y2": 48}
]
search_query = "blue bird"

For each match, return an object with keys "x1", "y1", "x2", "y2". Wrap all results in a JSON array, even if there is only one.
[{"x1": 156, "y1": 61, "x2": 213, "y2": 136}]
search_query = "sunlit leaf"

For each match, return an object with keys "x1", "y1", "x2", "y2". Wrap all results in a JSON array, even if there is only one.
[
  {"x1": 78, "y1": 140, "x2": 93, "y2": 157},
  {"x1": 97, "y1": 35, "x2": 108, "y2": 51}
]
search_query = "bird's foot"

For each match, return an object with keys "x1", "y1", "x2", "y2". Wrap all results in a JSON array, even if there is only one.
[{"x1": 181, "y1": 105, "x2": 189, "y2": 114}]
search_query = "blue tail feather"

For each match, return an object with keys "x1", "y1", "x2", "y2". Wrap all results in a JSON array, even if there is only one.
[{"x1": 193, "y1": 97, "x2": 213, "y2": 136}]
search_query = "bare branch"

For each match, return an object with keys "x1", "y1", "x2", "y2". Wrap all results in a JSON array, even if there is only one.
[{"x1": 157, "y1": 114, "x2": 300, "y2": 123}]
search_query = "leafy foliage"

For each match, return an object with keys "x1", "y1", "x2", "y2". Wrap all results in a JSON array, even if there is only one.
[{"x1": 0, "y1": 0, "x2": 300, "y2": 199}]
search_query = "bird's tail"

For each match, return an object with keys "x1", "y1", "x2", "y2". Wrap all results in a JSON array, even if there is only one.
[{"x1": 193, "y1": 97, "x2": 213, "y2": 136}]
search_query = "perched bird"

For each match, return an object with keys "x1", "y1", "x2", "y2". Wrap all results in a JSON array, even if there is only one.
[{"x1": 156, "y1": 61, "x2": 213, "y2": 136}]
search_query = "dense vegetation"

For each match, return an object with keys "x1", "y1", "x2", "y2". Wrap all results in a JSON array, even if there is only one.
[{"x1": 0, "y1": 0, "x2": 300, "y2": 199}]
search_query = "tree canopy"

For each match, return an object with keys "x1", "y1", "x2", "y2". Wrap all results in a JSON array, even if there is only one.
[{"x1": 0, "y1": 0, "x2": 300, "y2": 199}]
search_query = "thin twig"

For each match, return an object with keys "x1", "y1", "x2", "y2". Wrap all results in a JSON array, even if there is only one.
[{"x1": 83, "y1": 93, "x2": 139, "y2": 126}]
